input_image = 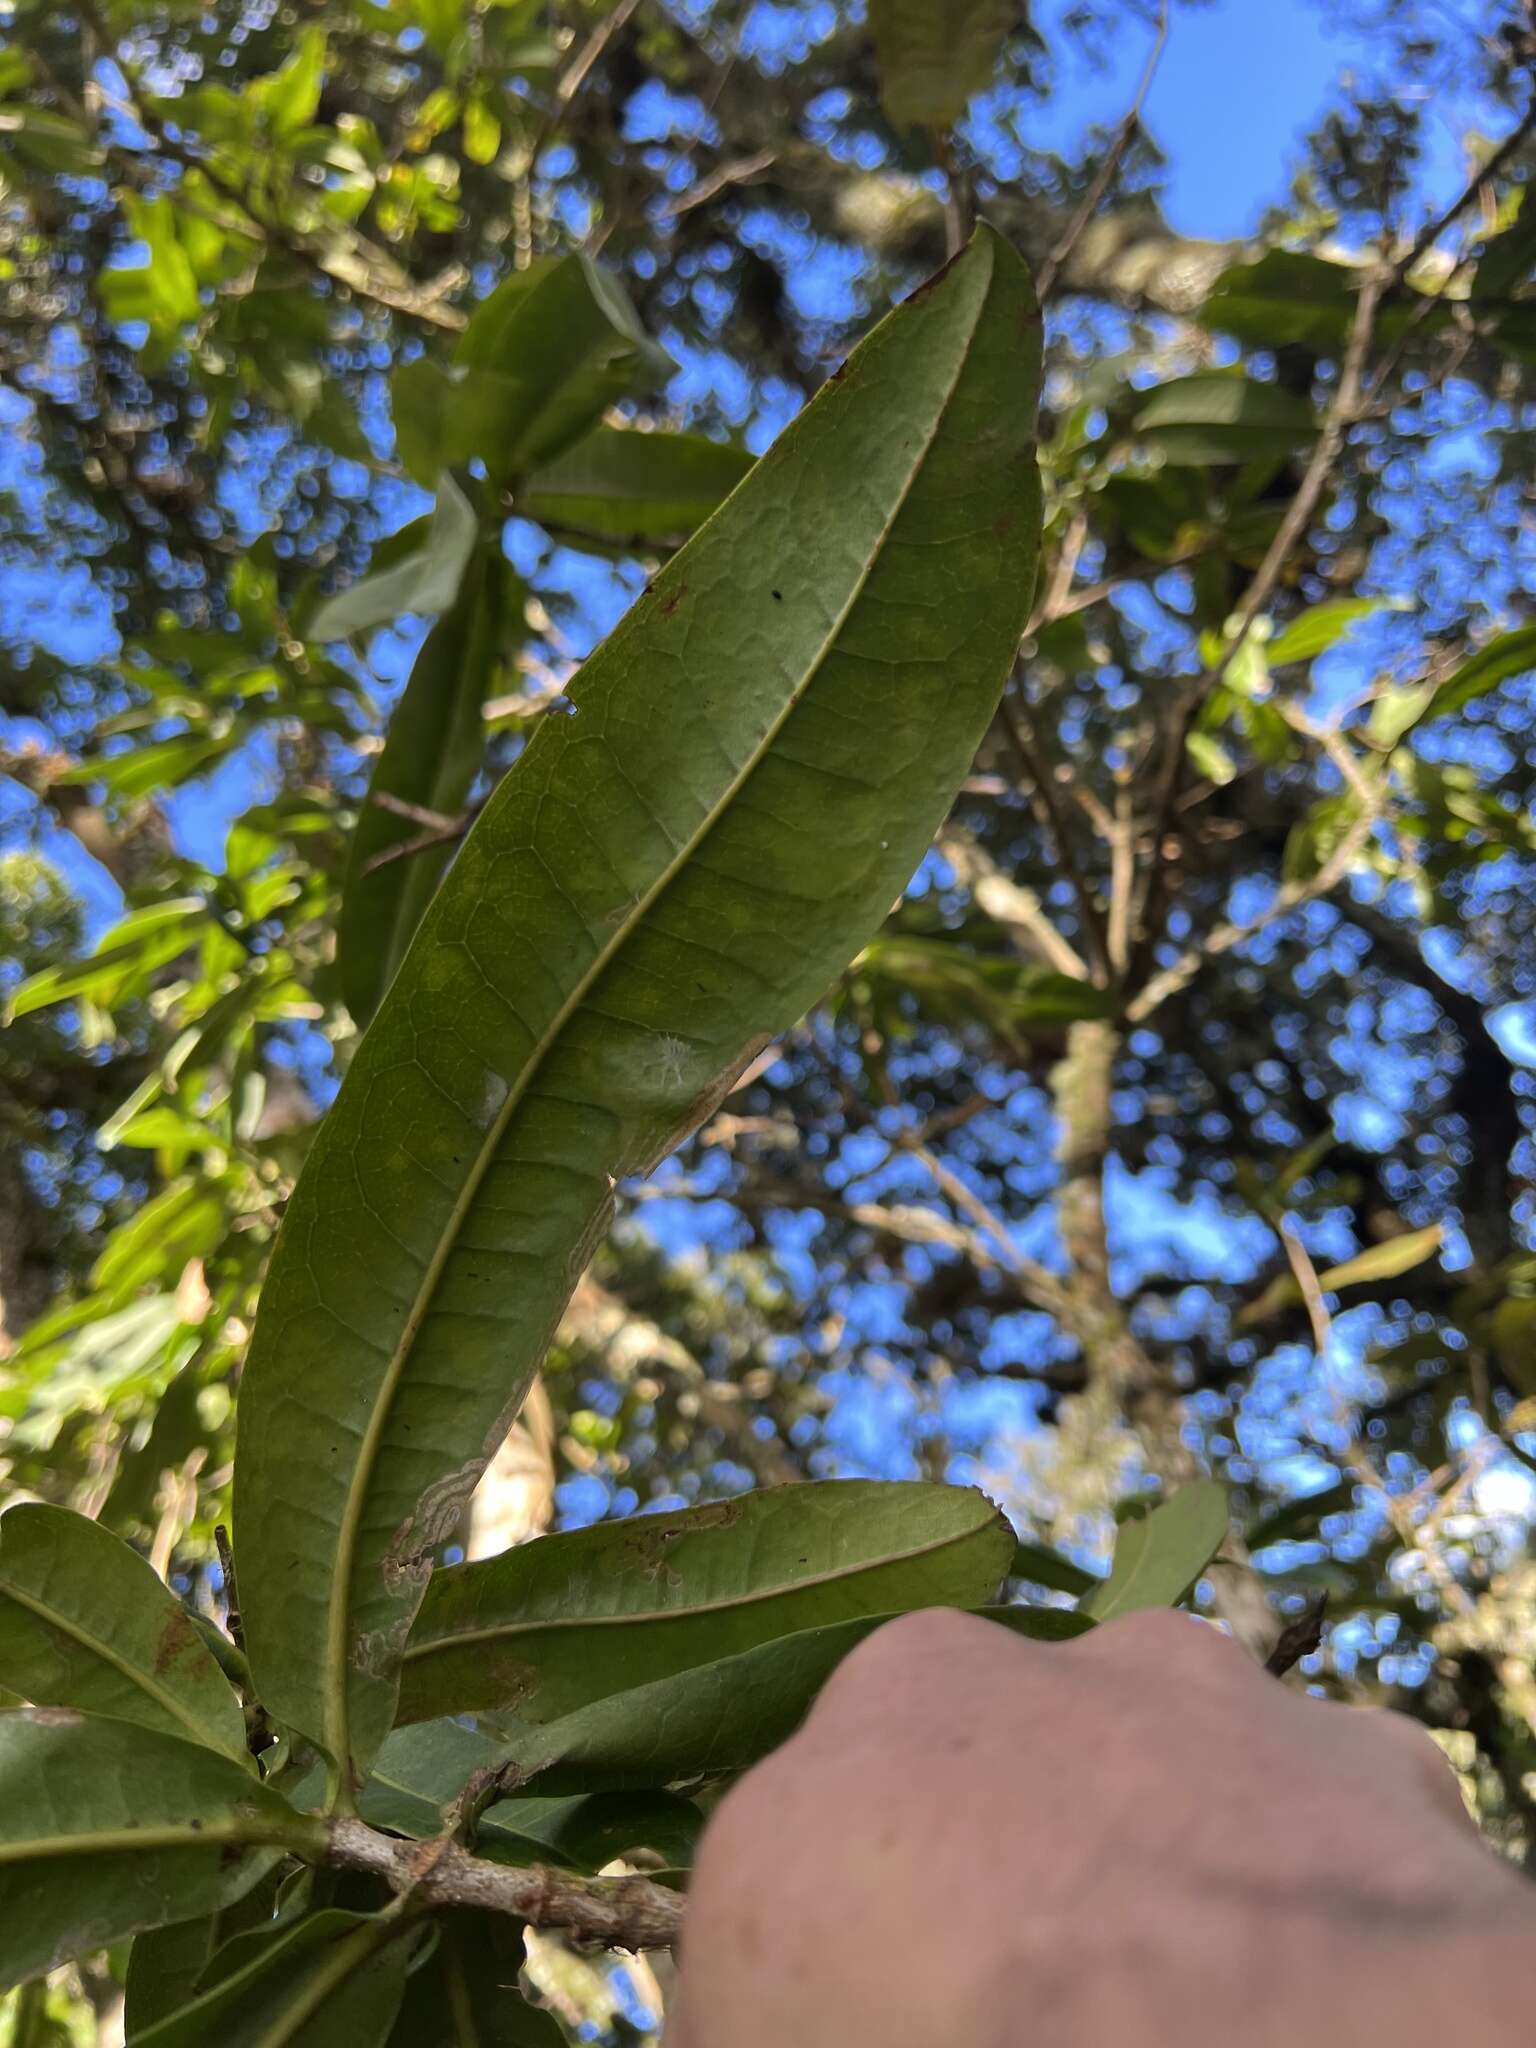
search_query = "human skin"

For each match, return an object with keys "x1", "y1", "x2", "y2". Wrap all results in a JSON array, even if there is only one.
[{"x1": 668, "y1": 1607, "x2": 1534, "y2": 2046}]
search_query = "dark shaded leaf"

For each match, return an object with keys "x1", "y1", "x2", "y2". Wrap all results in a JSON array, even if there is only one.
[
  {"x1": 387, "y1": 1914, "x2": 563, "y2": 2046},
  {"x1": 1132, "y1": 373, "x2": 1316, "y2": 465},
  {"x1": 338, "y1": 544, "x2": 518, "y2": 1027},
  {"x1": 869, "y1": 0, "x2": 1014, "y2": 127},
  {"x1": 131, "y1": 1908, "x2": 418, "y2": 2046},
  {"x1": 398, "y1": 1480, "x2": 1013, "y2": 1724},
  {"x1": 392, "y1": 255, "x2": 673, "y2": 490}
]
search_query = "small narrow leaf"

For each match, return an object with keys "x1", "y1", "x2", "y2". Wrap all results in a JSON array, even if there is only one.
[
  {"x1": 235, "y1": 225, "x2": 1043, "y2": 1791},
  {"x1": 338, "y1": 544, "x2": 517, "y2": 1027},
  {"x1": 1420, "y1": 625, "x2": 1536, "y2": 723},
  {"x1": 397, "y1": 1480, "x2": 1014, "y2": 1724},
  {"x1": 309, "y1": 475, "x2": 479, "y2": 643},
  {"x1": 1132, "y1": 372, "x2": 1316, "y2": 465},
  {"x1": 1010, "y1": 1538, "x2": 1095, "y2": 1598},
  {"x1": 0, "y1": 1504, "x2": 247, "y2": 1761},
  {"x1": 1316, "y1": 1223, "x2": 1444, "y2": 1294},
  {"x1": 0, "y1": 1711, "x2": 319, "y2": 1991},
  {"x1": 1267, "y1": 597, "x2": 1398, "y2": 665},
  {"x1": 520, "y1": 425, "x2": 754, "y2": 550},
  {"x1": 131, "y1": 1909, "x2": 418, "y2": 2047},
  {"x1": 870, "y1": 0, "x2": 1014, "y2": 127},
  {"x1": 1081, "y1": 1481, "x2": 1230, "y2": 1623}
]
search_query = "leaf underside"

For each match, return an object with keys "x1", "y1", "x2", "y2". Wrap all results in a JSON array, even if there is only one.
[{"x1": 234, "y1": 224, "x2": 1043, "y2": 1788}]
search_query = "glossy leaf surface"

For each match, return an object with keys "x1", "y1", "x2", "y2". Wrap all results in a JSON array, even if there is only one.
[
  {"x1": 398, "y1": 1479, "x2": 1014, "y2": 1723},
  {"x1": 0, "y1": 1503, "x2": 246, "y2": 1759},
  {"x1": 234, "y1": 225, "x2": 1043, "y2": 1788}
]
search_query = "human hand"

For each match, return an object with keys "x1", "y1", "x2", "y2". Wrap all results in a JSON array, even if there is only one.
[{"x1": 670, "y1": 1607, "x2": 1531, "y2": 2046}]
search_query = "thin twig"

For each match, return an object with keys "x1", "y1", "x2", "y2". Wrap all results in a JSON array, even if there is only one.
[
  {"x1": 1392, "y1": 100, "x2": 1536, "y2": 285},
  {"x1": 1125, "y1": 741, "x2": 1383, "y2": 1024},
  {"x1": 213, "y1": 1523, "x2": 243, "y2": 1656},
  {"x1": 1131, "y1": 257, "x2": 1389, "y2": 972},
  {"x1": 997, "y1": 690, "x2": 1111, "y2": 981},
  {"x1": 1037, "y1": 0, "x2": 1169, "y2": 300},
  {"x1": 1279, "y1": 1224, "x2": 1476, "y2": 1619},
  {"x1": 370, "y1": 790, "x2": 463, "y2": 832}
]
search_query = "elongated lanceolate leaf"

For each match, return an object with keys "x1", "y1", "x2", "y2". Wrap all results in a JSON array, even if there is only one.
[
  {"x1": 0, "y1": 1503, "x2": 247, "y2": 1760},
  {"x1": 1081, "y1": 1481, "x2": 1229, "y2": 1623},
  {"x1": 520, "y1": 425, "x2": 754, "y2": 551},
  {"x1": 398, "y1": 1479, "x2": 1013, "y2": 1725},
  {"x1": 235, "y1": 224, "x2": 1043, "y2": 1791},
  {"x1": 398, "y1": 1605, "x2": 1092, "y2": 1796},
  {"x1": 131, "y1": 1908, "x2": 418, "y2": 2047},
  {"x1": 0, "y1": 1710, "x2": 319, "y2": 1990},
  {"x1": 338, "y1": 542, "x2": 517, "y2": 1026}
]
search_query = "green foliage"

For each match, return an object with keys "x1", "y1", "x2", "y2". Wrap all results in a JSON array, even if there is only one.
[
  {"x1": 232, "y1": 223, "x2": 1043, "y2": 1791},
  {"x1": 0, "y1": 1505, "x2": 247, "y2": 1759},
  {"x1": 397, "y1": 1480, "x2": 1014, "y2": 1724},
  {"x1": 1081, "y1": 1483, "x2": 1230, "y2": 1622},
  {"x1": 6, "y1": 0, "x2": 1536, "y2": 2027}
]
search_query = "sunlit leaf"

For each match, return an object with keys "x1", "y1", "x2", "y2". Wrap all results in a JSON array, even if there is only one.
[{"x1": 1081, "y1": 1481, "x2": 1229, "y2": 1622}]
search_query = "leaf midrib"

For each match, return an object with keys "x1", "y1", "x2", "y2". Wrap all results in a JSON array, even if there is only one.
[
  {"x1": 400, "y1": 1513, "x2": 999, "y2": 1663},
  {"x1": 324, "y1": 244, "x2": 994, "y2": 1775},
  {"x1": 0, "y1": 1575, "x2": 233, "y2": 1754},
  {"x1": 0, "y1": 1819, "x2": 284, "y2": 1862}
]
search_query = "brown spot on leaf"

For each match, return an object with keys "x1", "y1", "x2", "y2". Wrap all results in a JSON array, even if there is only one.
[
  {"x1": 660, "y1": 583, "x2": 688, "y2": 620},
  {"x1": 155, "y1": 1608, "x2": 197, "y2": 1676}
]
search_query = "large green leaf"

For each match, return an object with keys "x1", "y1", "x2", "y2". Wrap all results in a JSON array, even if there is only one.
[
  {"x1": 869, "y1": 0, "x2": 1014, "y2": 127},
  {"x1": 1081, "y1": 1481, "x2": 1229, "y2": 1623},
  {"x1": 234, "y1": 224, "x2": 1042, "y2": 1792},
  {"x1": 131, "y1": 1908, "x2": 418, "y2": 2047},
  {"x1": 0, "y1": 1710, "x2": 319, "y2": 1990},
  {"x1": 435, "y1": 1605, "x2": 1091, "y2": 1795},
  {"x1": 398, "y1": 1480, "x2": 1014, "y2": 1725},
  {"x1": 387, "y1": 1914, "x2": 563, "y2": 2046},
  {"x1": 392, "y1": 254, "x2": 674, "y2": 491},
  {"x1": 520, "y1": 425, "x2": 754, "y2": 551},
  {"x1": 338, "y1": 542, "x2": 517, "y2": 1027},
  {"x1": 1132, "y1": 372, "x2": 1316, "y2": 465},
  {"x1": 0, "y1": 1503, "x2": 247, "y2": 1761},
  {"x1": 308, "y1": 475, "x2": 479, "y2": 644}
]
